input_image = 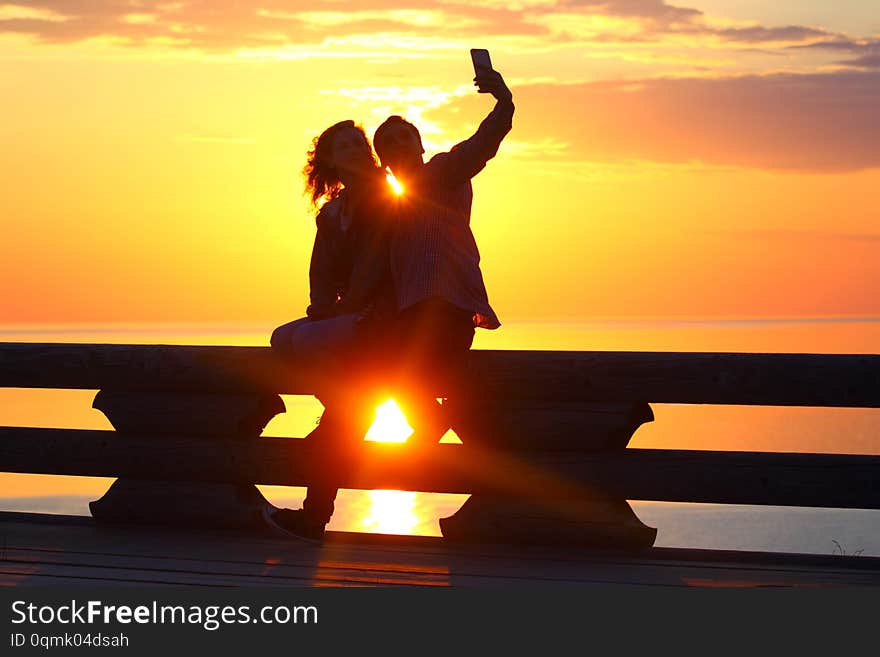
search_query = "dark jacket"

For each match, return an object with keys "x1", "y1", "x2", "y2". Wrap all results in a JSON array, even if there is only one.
[{"x1": 306, "y1": 175, "x2": 397, "y2": 321}]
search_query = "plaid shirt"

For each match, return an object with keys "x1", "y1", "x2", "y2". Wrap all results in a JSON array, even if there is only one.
[{"x1": 391, "y1": 98, "x2": 514, "y2": 329}]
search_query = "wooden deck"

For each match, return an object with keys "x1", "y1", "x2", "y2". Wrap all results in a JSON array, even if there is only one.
[{"x1": 2, "y1": 511, "x2": 878, "y2": 588}]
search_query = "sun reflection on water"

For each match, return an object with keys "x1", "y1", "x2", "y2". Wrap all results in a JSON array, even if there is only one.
[{"x1": 360, "y1": 489, "x2": 420, "y2": 535}]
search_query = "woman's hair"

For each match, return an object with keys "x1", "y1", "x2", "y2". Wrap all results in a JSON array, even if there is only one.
[{"x1": 303, "y1": 120, "x2": 373, "y2": 208}]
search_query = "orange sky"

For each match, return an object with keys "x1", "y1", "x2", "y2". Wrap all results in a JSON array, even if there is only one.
[{"x1": 1, "y1": 1, "x2": 878, "y2": 324}]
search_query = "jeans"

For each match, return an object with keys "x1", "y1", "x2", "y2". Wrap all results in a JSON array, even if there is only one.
[{"x1": 270, "y1": 314, "x2": 359, "y2": 360}]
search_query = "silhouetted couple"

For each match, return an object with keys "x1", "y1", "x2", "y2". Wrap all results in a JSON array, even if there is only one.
[{"x1": 267, "y1": 67, "x2": 514, "y2": 541}]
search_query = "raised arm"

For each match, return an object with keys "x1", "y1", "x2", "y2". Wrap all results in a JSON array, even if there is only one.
[{"x1": 429, "y1": 69, "x2": 514, "y2": 186}]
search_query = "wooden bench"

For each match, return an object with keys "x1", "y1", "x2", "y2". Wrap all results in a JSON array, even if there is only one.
[{"x1": 1, "y1": 342, "x2": 879, "y2": 549}]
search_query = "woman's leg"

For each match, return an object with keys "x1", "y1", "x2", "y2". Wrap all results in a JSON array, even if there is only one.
[
  {"x1": 268, "y1": 313, "x2": 376, "y2": 531},
  {"x1": 301, "y1": 393, "x2": 379, "y2": 524},
  {"x1": 270, "y1": 314, "x2": 359, "y2": 360},
  {"x1": 269, "y1": 317, "x2": 310, "y2": 357}
]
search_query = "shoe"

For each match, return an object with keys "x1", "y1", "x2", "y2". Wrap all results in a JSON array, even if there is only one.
[{"x1": 262, "y1": 506, "x2": 326, "y2": 543}]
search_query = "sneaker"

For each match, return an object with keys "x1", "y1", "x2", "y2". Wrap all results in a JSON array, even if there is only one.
[{"x1": 262, "y1": 506, "x2": 326, "y2": 543}]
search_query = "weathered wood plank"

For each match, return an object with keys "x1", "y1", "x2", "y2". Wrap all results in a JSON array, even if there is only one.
[
  {"x1": 3, "y1": 512, "x2": 880, "y2": 588},
  {"x1": 468, "y1": 350, "x2": 880, "y2": 407},
  {"x1": 1, "y1": 343, "x2": 878, "y2": 406},
  {"x1": 2, "y1": 426, "x2": 879, "y2": 509},
  {"x1": 448, "y1": 400, "x2": 654, "y2": 450},
  {"x1": 2, "y1": 549, "x2": 449, "y2": 587},
  {"x1": 0, "y1": 343, "x2": 293, "y2": 393}
]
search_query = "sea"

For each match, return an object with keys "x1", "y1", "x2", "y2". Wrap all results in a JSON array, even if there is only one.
[{"x1": 1, "y1": 317, "x2": 878, "y2": 557}]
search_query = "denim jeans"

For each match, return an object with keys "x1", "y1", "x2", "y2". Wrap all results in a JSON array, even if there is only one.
[{"x1": 270, "y1": 314, "x2": 359, "y2": 360}]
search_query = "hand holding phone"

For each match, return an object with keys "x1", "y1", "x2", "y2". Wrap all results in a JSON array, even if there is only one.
[
  {"x1": 470, "y1": 48, "x2": 492, "y2": 75},
  {"x1": 470, "y1": 49, "x2": 511, "y2": 103}
]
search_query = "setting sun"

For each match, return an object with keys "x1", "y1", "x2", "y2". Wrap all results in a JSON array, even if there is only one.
[{"x1": 364, "y1": 399, "x2": 414, "y2": 443}]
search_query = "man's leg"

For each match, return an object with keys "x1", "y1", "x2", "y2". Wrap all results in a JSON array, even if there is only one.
[{"x1": 393, "y1": 300, "x2": 475, "y2": 446}]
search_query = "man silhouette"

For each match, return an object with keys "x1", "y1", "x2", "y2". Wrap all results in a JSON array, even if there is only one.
[{"x1": 372, "y1": 67, "x2": 514, "y2": 443}]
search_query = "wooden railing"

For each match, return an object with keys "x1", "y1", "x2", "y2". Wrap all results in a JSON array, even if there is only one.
[{"x1": 1, "y1": 342, "x2": 878, "y2": 548}]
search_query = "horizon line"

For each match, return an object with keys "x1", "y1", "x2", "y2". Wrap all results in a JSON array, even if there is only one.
[{"x1": 2, "y1": 314, "x2": 880, "y2": 336}]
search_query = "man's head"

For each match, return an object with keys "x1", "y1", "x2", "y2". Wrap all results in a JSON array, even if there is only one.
[{"x1": 373, "y1": 115, "x2": 425, "y2": 177}]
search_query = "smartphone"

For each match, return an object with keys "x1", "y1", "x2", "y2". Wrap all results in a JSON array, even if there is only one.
[{"x1": 470, "y1": 48, "x2": 493, "y2": 75}]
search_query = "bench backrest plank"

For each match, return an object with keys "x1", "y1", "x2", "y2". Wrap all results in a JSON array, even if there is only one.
[{"x1": 2, "y1": 343, "x2": 878, "y2": 407}]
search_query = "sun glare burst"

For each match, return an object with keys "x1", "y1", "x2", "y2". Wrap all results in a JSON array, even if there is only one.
[{"x1": 386, "y1": 170, "x2": 404, "y2": 195}]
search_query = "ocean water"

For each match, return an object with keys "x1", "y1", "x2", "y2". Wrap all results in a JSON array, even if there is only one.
[{"x1": 1, "y1": 318, "x2": 879, "y2": 556}]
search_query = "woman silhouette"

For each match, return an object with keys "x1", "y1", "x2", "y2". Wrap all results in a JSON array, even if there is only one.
[{"x1": 268, "y1": 120, "x2": 397, "y2": 540}]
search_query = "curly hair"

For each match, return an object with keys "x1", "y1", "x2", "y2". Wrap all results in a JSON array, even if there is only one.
[{"x1": 303, "y1": 120, "x2": 374, "y2": 208}]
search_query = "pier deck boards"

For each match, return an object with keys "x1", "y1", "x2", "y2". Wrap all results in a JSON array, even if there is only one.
[{"x1": 2, "y1": 512, "x2": 878, "y2": 588}]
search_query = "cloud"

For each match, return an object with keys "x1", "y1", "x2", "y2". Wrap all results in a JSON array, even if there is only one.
[
  {"x1": 557, "y1": 0, "x2": 701, "y2": 23},
  {"x1": 0, "y1": 1, "x2": 310, "y2": 49},
  {"x1": 0, "y1": 0, "x2": 547, "y2": 49},
  {"x1": 845, "y1": 53, "x2": 880, "y2": 69},
  {"x1": 425, "y1": 70, "x2": 880, "y2": 171},
  {"x1": 713, "y1": 25, "x2": 829, "y2": 44},
  {"x1": 790, "y1": 36, "x2": 880, "y2": 69},
  {"x1": 0, "y1": 0, "x2": 868, "y2": 54},
  {"x1": 835, "y1": 43, "x2": 880, "y2": 70}
]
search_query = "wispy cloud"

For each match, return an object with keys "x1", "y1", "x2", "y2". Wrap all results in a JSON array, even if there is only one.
[
  {"x1": 427, "y1": 70, "x2": 880, "y2": 171},
  {"x1": 713, "y1": 25, "x2": 829, "y2": 44},
  {"x1": 788, "y1": 36, "x2": 880, "y2": 69},
  {"x1": 0, "y1": 0, "x2": 872, "y2": 61},
  {"x1": 0, "y1": 4, "x2": 67, "y2": 21}
]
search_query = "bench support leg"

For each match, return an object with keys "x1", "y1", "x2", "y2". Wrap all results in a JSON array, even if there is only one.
[
  {"x1": 440, "y1": 399, "x2": 658, "y2": 549},
  {"x1": 89, "y1": 390, "x2": 285, "y2": 530},
  {"x1": 89, "y1": 480, "x2": 274, "y2": 530},
  {"x1": 439, "y1": 494, "x2": 656, "y2": 549}
]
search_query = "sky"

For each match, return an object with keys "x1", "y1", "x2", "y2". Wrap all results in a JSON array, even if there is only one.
[{"x1": 1, "y1": 0, "x2": 879, "y2": 325}]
